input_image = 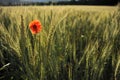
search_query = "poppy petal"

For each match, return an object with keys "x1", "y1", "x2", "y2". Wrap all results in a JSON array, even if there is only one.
[{"x1": 29, "y1": 20, "x2": 42, "y2": 34}]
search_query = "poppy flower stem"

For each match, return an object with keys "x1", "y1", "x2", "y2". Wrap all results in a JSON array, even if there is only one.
[{"x1": 32, "y1": 34, "x2": 37, "y2": 66}]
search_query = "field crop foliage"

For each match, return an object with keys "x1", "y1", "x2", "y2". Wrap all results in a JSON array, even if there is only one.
[{"x1": 0, "y1": 6, "x2": 120, "y2": 80}]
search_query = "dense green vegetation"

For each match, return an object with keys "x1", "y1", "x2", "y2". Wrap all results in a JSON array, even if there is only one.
[{"x1": 0, "y1": 6, "x2": 120, "y2": 80}]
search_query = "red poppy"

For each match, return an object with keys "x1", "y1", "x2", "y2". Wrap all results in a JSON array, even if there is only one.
[{"x1": 29, "y1": 20, "x2": 42, "y2": 34}]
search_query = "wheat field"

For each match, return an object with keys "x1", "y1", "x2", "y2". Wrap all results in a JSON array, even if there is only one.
[{"x1": 0, "y1": 6, "x2": 120, "y2": 80}]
